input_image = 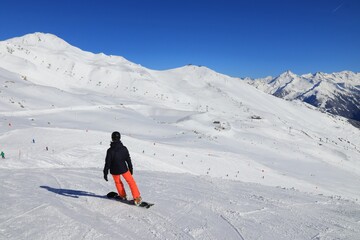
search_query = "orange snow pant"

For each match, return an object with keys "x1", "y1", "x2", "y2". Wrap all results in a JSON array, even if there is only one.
[{"x1": 112, "y1": 171, "x2": 140, "y2": 199}]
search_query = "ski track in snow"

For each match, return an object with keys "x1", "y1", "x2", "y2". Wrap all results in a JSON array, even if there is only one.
[
  {"x1": 220, "y1": 215, "x2": 245, "y2": 240},
  {"x1": 0, "y1": 104, "x2": 124, "y2": 117}
]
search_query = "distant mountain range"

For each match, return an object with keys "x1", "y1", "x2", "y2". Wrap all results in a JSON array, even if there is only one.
[{"x1": 244, "y1": 70, "x2": 360, "y2": 127}]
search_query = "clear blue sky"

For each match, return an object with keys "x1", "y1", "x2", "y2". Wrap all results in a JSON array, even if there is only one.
[{"x1": 1, "y1": 0, "x2": 359, "y2": 78}]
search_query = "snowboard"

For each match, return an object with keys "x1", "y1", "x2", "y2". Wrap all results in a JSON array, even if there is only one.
[{"x1": 106, "y1": 192, "x2": 154, "y2": 209}]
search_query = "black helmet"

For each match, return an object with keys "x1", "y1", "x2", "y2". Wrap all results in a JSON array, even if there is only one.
[{"x1": 111, "y1": 131, "x2": 121, "y2": 142}]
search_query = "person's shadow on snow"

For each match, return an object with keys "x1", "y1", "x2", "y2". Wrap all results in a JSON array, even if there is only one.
[{"x1": 40, "y1": 186, "x2": 105, "y2": 199}]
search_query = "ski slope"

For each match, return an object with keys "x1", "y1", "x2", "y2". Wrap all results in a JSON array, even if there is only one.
[
  {"x1": 0, "y1": 33, "x2": 360, "y2": 239},
  {"x1": 1, "y1": 168, "x2": 359, "y2": 240}
]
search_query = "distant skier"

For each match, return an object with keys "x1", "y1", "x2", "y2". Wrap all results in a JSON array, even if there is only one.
[
  {"x1": 103, "y1": 131, "x2": 142, "y2": 205},
  {"x1": 1, "y1": 151, "x2": 5, "y2": 159}
]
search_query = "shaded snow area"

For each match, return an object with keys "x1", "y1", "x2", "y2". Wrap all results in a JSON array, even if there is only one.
[{"x1": 0, "y1": 33, "x2": 360, "y2": 239}]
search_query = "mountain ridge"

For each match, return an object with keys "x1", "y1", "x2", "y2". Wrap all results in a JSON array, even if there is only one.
[
  {"x1": 1, "y1": 32, "x2": 359, "y2": 128},
  {"x1": 245, "y1": 70, "x2": 360, "y2": 125}
]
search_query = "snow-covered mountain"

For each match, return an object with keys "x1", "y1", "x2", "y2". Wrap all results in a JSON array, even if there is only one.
[
  {"x1": 1, "y1": 33, "x2": 360, "y2": 239},
  {"x1": 245, "y1": 70, "x2": 360, "y2": 126}
]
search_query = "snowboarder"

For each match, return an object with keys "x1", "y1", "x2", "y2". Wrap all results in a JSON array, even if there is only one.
[
  {"x1": 1, "y1": 151, "x2": 5, "y2": 159},
  {"x1": 103, "y1": 131, "x2": 142, "y2": 205}
]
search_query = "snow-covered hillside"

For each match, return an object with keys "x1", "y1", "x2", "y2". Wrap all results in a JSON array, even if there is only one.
[
  {"x1": 1, "y1": 33, "x2": 359, "y2": 239},
  {"x1": 245, "y1": 70, "x2": 360, "y2": 124}
]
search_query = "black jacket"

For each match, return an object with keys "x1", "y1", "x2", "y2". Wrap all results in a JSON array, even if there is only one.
[{"x1": 103, "y1": 141, "x2": 133, "y2": 176}]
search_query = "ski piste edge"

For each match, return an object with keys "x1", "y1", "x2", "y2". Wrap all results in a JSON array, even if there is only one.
[{"x1": 106, "y1": 192, "x2": 154, "y2": 209}]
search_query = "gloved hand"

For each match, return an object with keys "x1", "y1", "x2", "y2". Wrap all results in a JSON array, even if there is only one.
[
  {"x1": 104, "y1": 173, "x2": 108, "y2": 181},
  {"x1": 129, "y1": 168, "x2": 133, "y2": 175}
]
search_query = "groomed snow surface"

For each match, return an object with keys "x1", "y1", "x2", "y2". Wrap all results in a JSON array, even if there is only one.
[
  {"x1": 1, "y1": 123, "x2": 359, "y2": 240},
  {"x1": 0, "y1": 33, "x2": 360, "y2": 239}
]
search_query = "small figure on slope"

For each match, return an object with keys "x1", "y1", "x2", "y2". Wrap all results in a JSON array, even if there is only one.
[
  {"x1": 103, "y1": 131, "x2": 142, "y2": 206},
  {"x1": 1, "y1": 151, "x2": 5, "y2": 159}
]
